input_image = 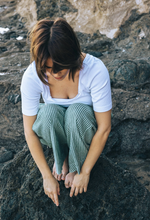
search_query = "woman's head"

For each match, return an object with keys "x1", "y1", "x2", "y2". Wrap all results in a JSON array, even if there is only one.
[{"x1": 30, "y1": 18, "x2": 82, "y2": 84}]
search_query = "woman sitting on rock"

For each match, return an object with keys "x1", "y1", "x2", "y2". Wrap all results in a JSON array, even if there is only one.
[{"x1": 21, "y1": 18, "x2": 112, "y2": 207}]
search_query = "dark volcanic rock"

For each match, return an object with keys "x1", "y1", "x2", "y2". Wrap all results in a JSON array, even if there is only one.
[
  {"x1": 105, "y1": 119, "x2": 150, "y2": 157},
  {"x1": 83, "y1": 39, "x2": 112, "y2": 53},
  {"x1": 111, "y1": 88, "x2": 150, "y2": 124},
  {"x1": 35, "y1": 0, "x2": 78, "y2": 20},
  {"x1": 0, "y1": 150, "x2": 13, "y2": 163},
  {"x1": 108, "y1": 59, "x2": 150, "y2": 88},
  {"x1": 8, "y1": 94, "x2": 21, "y2": 104},
  {"x1": 1, "y1": 146, "x2": 150, "y2": 220},
  {"x1": 0, "y1": 81, "x2": 25, "y2": 159}
]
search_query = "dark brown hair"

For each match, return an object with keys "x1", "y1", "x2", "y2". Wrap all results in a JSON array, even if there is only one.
[{"x1": 30, "y1": 18, "x2": 83, "y2": 84}]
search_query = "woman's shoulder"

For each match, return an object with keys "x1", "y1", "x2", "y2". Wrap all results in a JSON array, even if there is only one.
[
  {"x1": 84, "y1": 53, "x2": 108, "y2": 70},
  {"x1": 81, "y1": 54, "x2": 109, "y2": 85},
  {"x1": 21, "y1": 61, "x2": 43, "y2": 93},
  {"x1": 22, "y1": 61, "x2": 39, "y2": 81}
]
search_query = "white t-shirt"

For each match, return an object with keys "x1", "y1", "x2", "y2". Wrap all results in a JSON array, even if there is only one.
[{"x1": 20, "y1": 54, "x2": 112, "y2": 116}]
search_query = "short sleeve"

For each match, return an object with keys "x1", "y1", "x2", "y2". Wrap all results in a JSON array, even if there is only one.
[
  {"x1": 20, "y1": 63, "x2": 42, "y2": 116},
  {"x1": 90, "y1": 60, "x2": 112, "y2": 112}
]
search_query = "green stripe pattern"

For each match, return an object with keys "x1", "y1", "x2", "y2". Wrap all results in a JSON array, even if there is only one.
[{"x1": 32, "y1": 103, "x2": 97, "y2": 174}]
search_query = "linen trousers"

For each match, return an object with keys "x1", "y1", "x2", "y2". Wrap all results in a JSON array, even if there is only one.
[{"x1": 32, "y1": 103, "x2": 97, "y2": 175}]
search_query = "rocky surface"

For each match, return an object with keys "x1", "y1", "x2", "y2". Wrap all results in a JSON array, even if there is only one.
[
  {"x1": 1, "y1": 146, "x2": 150, "y2": 220},
  {"x1": 0, "y1": 0, "x2": 150, "y2": 219}
]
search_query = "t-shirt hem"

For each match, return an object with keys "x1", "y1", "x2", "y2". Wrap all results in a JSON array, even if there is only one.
[
  {"x1": 93, "y1": 103, "x2": 112, "y2": 113},
  {"x1": 22, "y1": 111, "x2": 38, "y2": 116}
]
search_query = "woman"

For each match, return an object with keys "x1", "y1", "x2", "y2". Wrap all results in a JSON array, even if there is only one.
[{"x1": 21, "y1": 18, "x2": 112, "y2": 207}]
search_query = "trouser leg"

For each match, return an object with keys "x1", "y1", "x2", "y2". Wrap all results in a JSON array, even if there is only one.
[
  {"x1": 64, "y1": 103, "x2": 97, "y2": 174},
  {"x1": 32, "y1": 104, "x2": 69, "y2": 174}
]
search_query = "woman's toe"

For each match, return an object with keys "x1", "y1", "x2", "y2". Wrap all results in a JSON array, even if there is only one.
[
  {"x1": 58, "y1": 174, "x2": 62, "y2": 181},
  {"x1": 52, "y1": 163, "x2": 56, "y2": 173},
  {"x1": 61, "y1": 174, "x2": 66, "y2": 181},
  {"x1": 55, "y1": 173, "x2": 58, "y2": 180}
]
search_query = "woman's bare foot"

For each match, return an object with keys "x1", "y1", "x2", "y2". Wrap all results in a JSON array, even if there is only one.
[
  {"x1": 64, "y1": 171, "x2": 77, "y2": 188},
  {"x1": 52, "y1": 157, "x2": 69, "y2": 181}
]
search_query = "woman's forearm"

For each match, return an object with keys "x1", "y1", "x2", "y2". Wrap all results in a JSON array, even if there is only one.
[
  {"x1": 80, "y1": 128, "x2": 111, "y2": 175},
  {"x1": 25, "y1": 133, "x2": 53, "y2": 179}
]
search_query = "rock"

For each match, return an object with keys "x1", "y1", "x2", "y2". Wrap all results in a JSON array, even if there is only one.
[
  {"x1": 103, "y1": 131, "x2": 121, "y2": 158},
  {"x1": 0, "y1": 82, "x2": 25, "y2": 155},
  {"x1": 137, "y1": 176, "x2": 144, "y2": 180},
  {"x1": 106, "y1": 119, "x2": 150, "y2": 156},
  {"x1": 88, "y1": 51, "x2": 103, "y2": 58},
  {"x1": 4, "y1": 31, "x2": 16, "y2": 40},
  {"x1": 111, "y1": 88, "x2": 150, "y2": 123},
  {"x1": 144, "y1": 181, "x2": 150, "y2": 186},
  {"x1": 83, "y1": 40, "x2": 112, "y2": 52},
  {"x1": 114, "y1": 12, "x2": 150, "y2": 60},
  {"x1": 60, "y1": 5, "x2": 69, "y2": 12},
  {"x1": 1, "y1": 146, "x2": 150, "y2": 220},
  {"x1": 0, "y1": 151, "x2": 13, "y2": 163},
  {"x1": 63, "y1": 0, "x2": 150, "y2": 38},
  {"x1": 108, "y1": 60, "x2": 150, "y2": 88},
  {"x1": 0, "y1": 47, "x2": 7, "y2": 53},
  {"x1": 136, "y1": 60, "x2": 150, "y2": 83},
  {"x1": 8, "y1": 94, "x2": 21, "y2": 104}
]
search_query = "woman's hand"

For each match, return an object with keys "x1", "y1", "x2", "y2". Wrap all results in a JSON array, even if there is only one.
[
  {"x1": 70, "y1": 172, "x2": 90, "y2": 197},
  {"x1": 43, "y1": 176, "x2": 60, "y2": 206}
]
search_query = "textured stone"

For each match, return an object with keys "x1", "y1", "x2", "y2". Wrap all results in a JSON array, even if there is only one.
[
  {"x1": 8, "y1": 94, "x2": 21, "y2": 104},
  {"x1": 0, "y1": 151, "x2": 13, "y2": 163},
  {"x1": 1, "y1": 146, "x2": 150, "y2": 220},
  {"x1": 111, "y1": 88, "x2": 150, "y2": 123},
  {"x1": 108, "y1": 60, "x2": 150, "y2": 87},
  {"x1": 105, "y1": 119, "x2": 150, "y2": 157}
]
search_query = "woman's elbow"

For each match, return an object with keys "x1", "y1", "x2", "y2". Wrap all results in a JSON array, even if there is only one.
[
  {"x1": 97, "y1": 124, "x2": 111, "y2": 137},
  {"x1": 24, "y1": 128, "x2": 36, "y2": 139},
  {"x1": 106, "y1": 125, "x2": 111, "y2": 135}
]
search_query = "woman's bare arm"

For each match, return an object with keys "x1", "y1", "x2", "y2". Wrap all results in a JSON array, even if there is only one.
[
  {"x1": 80, "y1": 110, "x2": 111, "y2": 175},
  {"x1": 70, "y1": 110, "x2": 111, "y2": 197},
  {"x1": 23, "y1": 114, "x2": 60, "y2": 206},
  {"x1": 23, "y1": 114, "x2": 52, "y2": 178}
]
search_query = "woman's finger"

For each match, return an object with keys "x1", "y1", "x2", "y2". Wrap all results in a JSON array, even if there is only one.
[
  {"x1": 79, "y1": 187, "x2": 83, "y2": 194},
  {"x1": 44, "y1": 190, "x2": 50, "y2": 197},
  {"x1": 74, "y1": 187, "x2": 79, "y2": 196},
  {"x1": 48, "y1": 193, "x2": 54, "y2": 203},
  {"x1": 70, "y1": 185, "x2": 75, "y2": 197},
  {"x1": 84, "y1": 187, "x2": 87, "y2": 193},
  {"x1": 57, "y1": 185, "x2": 60, "y2": 196},
  {"x1": 54, "y1": 193, "x2": 59, "y2": 206}
]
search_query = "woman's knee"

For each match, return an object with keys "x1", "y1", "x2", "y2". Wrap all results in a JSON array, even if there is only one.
[
  {"x1": 64, "y1": 103, "x2": 95, "y2": 131},
  {"x1": 38, "y1": 104, "x2": 58, "y2": 119},
  {"x1": 65, "y1": 103, "x2": 89, "y2": 120},
  {"x1": 34, "y1": 104, "x2": 65, "y2": 129}
]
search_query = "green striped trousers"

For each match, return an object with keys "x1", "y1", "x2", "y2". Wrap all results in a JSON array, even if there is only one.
[{"x1": 32, "y1": 103, "x2": 97, "y2": 175}]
